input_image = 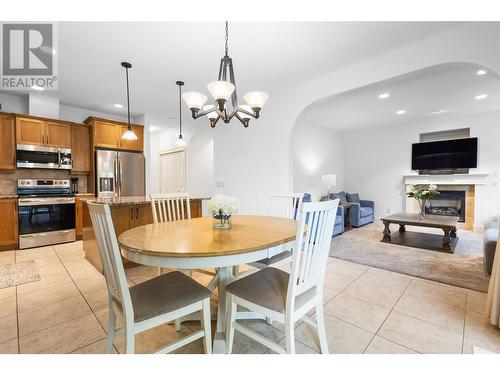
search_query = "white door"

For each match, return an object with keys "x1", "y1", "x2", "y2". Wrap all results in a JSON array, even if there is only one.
[{"x1": 159, "y1": 150, "x2": 186, "y2": 193}]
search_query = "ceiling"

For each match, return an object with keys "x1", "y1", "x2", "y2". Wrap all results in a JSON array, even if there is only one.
[
  {"x1": 301, "y1": 62, "x2": 500, "y2": 132},
  {"x1": 2, "y1": 22, "x2": 464, "y2": 128}
]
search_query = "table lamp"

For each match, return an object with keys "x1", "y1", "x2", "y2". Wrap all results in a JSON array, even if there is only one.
[{"x1": 321, "y1": 174, "x2": 337, "y2": 196}]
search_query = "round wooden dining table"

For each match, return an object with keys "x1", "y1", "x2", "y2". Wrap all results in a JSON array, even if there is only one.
[{"x1": 118, "y1": 215, "x2": 298, "y2": 354}]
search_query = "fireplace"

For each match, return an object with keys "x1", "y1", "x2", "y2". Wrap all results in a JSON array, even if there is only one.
[{"x1": 424, "y1": 190, "x2": 466, "y2": 222}]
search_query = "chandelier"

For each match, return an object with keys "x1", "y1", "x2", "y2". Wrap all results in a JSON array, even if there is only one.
[{"x1": 182, "y1": 22, "x2": 269, "y2": 128}]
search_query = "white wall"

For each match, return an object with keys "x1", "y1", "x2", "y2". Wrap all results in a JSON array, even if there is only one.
[
  {"x1": 341, "y1": 110, "x2": 500, "y2": 228},
  {"x1": 0, "y1": 93, "x2": 28, "y2": 113},
  {"x1": 59, "y1": 104, "x2": 129, "y2": 123},
  {"x1": 291, "y1": 118, "x2": 344, "y2": 201},
  {"x1": 29, "y1": 93, "x2": 60, "y2": 118},
  {"x1": 212, "y1": 23, "x2": 500, "y2": 215}
]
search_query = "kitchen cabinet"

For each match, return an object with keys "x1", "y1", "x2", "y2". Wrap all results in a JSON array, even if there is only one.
[
  {"x1": 0, "y1": 113, "x2": 16, "y2": 170},
  {"x1": 75, "y1": 195, "x2": 93, "y2": 239},
  {"x1": 0, "y1": 198, "x2": 18, "y2": 250},
  {"x1": 15, "y1": 116, "x2": 71, "y2": 148},
  {"x1": 85, "y1": 117, "x2": 144, "y2": 152},
  {"x1": 71, "y1": 124, "x2": 91, "y2": 173}
]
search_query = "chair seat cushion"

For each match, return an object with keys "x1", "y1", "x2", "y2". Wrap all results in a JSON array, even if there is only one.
[
  {"x1": 359, "y1": 207, "x2": 373, "y2": 218},
  {"x1": 253, "y1": 250, "x2": 292, "y2": 266},
  {"x1": 335, "y1": 215, "x2": 343, "y2": 225},
  {"x1": 130, "y1": 271, "x2": 211, "y2": 323},
  {"x1": 226, "y1": 267, "x2": 316, "y2": 313}
]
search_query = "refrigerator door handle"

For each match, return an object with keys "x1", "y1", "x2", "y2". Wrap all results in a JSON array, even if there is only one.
[
  {"x1": 113, "y1": 155, "x2": 119, "y2": 197},
  {"x1": 118, "y1": 159, "x2": 123, "y2": 197}
]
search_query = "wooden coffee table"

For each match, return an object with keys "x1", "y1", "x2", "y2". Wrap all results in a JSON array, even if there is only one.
[{"x1": 381, "y1": 213, "x2": 459, "y2": 253}]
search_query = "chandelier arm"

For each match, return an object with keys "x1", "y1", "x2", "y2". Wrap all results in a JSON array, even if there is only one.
[
  {"x1": 237, "y1": 107, "x2": 258, "y2": 119},
  {"x1": 234, "y1": 112, "x2": 250, "y2": 128}
]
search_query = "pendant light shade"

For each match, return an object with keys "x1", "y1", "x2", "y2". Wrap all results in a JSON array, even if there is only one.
[
  {"x1": 238, "y1": 104, "x2": 253, "y2": 120},
  {"x1": 182, "y1": 92, "x2": 208, "y2": 110},
  {"x1": 243, "y1": 91, "x2": 269, "y2": 109},
  {"x1": 121, "y1": 62, "x2": 138, "y2": 141},
  {"x1": 207, "y1": 80, "x2": 235, "y2": 101}
]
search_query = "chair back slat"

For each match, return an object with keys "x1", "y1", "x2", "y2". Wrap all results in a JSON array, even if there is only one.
[
  {"x1": 268, "y1": 193, "x2": 304, "y2": 220},
  {"x1": 287, "y1": 199, "x2": 339, "y2": 310},
  {"x1": 87, "y1": 202, "x2": 133, "y2": 315},
  {"x1": 150, "y1": 193, "x2": 191, "y2": 223}
]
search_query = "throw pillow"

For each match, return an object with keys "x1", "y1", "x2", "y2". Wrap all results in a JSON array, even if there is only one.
[
  {"x1": 346, "y1": 192, "x2": 360, "y2": 203},
  {"x1": 329, "y1": 191, "x2": 347, "y2": 203}
]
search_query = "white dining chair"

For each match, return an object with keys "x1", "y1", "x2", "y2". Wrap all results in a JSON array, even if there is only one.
[
  {"x1": 225, "y1": 199, "x2": 340, "y2": 354},
  {"x1": 87, "y1": 202, "x2": 212, "y2": 354}
]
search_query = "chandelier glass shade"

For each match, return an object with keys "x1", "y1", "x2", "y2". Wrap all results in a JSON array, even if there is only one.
[{"x1": 182, "y1": 22, "x2": 268, "y2": 128}]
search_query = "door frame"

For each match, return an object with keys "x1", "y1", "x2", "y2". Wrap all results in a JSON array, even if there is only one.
[{"x1": 158, "y1": 146, "x2": 187, "y2": 194}]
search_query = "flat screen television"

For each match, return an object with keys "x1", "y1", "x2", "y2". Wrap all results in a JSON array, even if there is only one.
[{"x1": 411, "y1": 137, "x2": 478, "y2": 171}]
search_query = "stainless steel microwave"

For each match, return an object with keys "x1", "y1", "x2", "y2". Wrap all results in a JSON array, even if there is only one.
[{"x1": 16, "y1": 144, "x2": 72, "y2": 170}]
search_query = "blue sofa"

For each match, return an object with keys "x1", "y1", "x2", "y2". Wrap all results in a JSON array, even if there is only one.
[
  {"x1": 303, "y1": 193, "x2": 345, "y2": 236},
  {"x1": 329, "y1": 191, "x2": 374, "y2": 228}
]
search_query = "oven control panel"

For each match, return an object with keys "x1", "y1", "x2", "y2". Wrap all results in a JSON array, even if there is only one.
[{"x1": 18, "y1": 179, "x2": 70, "y2": 188}]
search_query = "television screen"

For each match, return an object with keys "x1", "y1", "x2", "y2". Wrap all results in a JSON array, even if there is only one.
[{"x1": 411, "y1": 138, "x2": 478, "y2": 171}]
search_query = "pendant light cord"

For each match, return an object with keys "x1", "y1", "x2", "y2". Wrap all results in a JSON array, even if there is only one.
[
  {"x1": 225, "y1": 21, "x2": 229, "y2": 56},
  {"x1": 125, "y1": 67, "x2": 131, "y2": 130},
  {"x1": 178, "y1": 83, "x2": 182, "y2": 137}
]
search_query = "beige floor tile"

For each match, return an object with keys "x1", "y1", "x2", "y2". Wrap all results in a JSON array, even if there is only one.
[
  {"x1": 394, "y1": 292, "x2": 465, "y2": 333},
  {"x1": 70, "y1": 338, "x2": 117, "y2": 354},
  {"x1": 405, "y1": 279, "x2": 467, "y2": 307},
  {"x1": 83, "y1": 288, "x2": 109, "y2": 312},
  {"x1": 16, "y1": 271, "x2": 72, "y2": 295},
  {"x1": 94, "y1": 307, "x2": 124, "y2": 332},
  {"x1": 364, "y1": 336, "x2": 419, "y2": 354},
  {"x1": 323, "y1": 271, "x2": 357, "y2": 295},
  {"x1": 268, "y1": 338, "x2": 319, "y2": 354},
  {"x1": 0, "y1": 250, "x2": 15, "y2": 265},
  {"x1": 0, "y1": 313, "x2": 17, "y2": 344},
  {"x1": 18, "y1": 295, "x2": 92, "y2": 337},
  {"x1": 325, "y1": 294, "x2": 390, "y2": 333},
  {"x1": 17, "y1": 282, "x2": 81, "y2": 313},
  {"x1": 343, "y1": 279, "x2": 404, "y2": 309},
  {"x1": 53, "y1": 241, "x2": 85, "y2": 263},
  {"x1": 463, "y1": 310, "x2": 500, "y2": 353},
  {"x1": 0, "y1": 338, "x2": 18, "y2": 353},
  {"x1": 17, "y1": 255, "x2": 61, "y2": 268},
  {"x1": 467, "y1": 291, "x2": 487, "y2": 314},
  {"x1": 326, "y1": 259, "x2": 369, "y2": 278},
  {"x1": 462, "y1": 339, "x2": 500, "y2": 354},
  {"x1": 0, "y1": 285, "x2": 15, "y2": 300},
  {"x1": 63, "y1": 260, "x2": 106, "y2": 294},
  {"x1": 0, "y1": 294, "x2": 16, "y2": 318},
  {"x1": 378, "y1": 311, "x2": 462, "y2": 354},
  {"x1": 37, "y1": 262, "x2": 68, "y2": 277},
  {"x1": 357, "y1": 268, "x2": 412, "y2": 293},
  {"x1": 19, "y1": 314, "x2": 106, "y2": 354},
  {"x1": 16, "y1": 246, "x2": 54, "y2": 258},
  {"x1": 125, "y1": 265, "x2": 158, "y2": 283},
  {"x1": 295, "y1": 313, "x2": 374, "y2": 353}
]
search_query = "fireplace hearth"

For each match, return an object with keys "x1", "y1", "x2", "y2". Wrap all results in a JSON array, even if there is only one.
[{"x1": 425, "y1": 190, "x2": 466, "y2": 222}]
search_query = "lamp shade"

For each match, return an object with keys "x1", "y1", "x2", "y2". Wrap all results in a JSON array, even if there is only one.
[
  {"x1": 207, "y1": 80, "x2": 235, "y2": 101},
  {"x1": 182, "y1": 92, "x2": 208, "y2": 109},
  {"x1": 122, "y1": 128, "x2": 138, "y2": 141},
  {"x1": 175, "y1": 135, "x2": 187, "y2": 147},
  {"x1": 243, "y1": 91, "x2": 269, "y2": 108},
  {"x1": 321, "y1": 174, "x2": 337, "y2": 186},
  {"x1": 203, "y1": 105, "x2": 218, "y2": 119},
  {"x1": 238, "y1": 105, "x2": 254, "y2": 120}
]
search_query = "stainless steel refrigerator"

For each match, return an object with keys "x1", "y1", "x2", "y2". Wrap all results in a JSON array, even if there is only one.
[{"x1": 95, "y1": 150, "x2": 145, "y2": 197}]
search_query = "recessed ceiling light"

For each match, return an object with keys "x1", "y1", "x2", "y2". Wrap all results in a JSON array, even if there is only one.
[
  {"x1": 396, "y1": 110, "x2": 406, "y2": 115},
  {"x1": 476, "y1": 69, "x2": 487, "y2": 76},
  {"x1": 114, "y1": 104, "x2": 123, "y2": 108},
  {"x1": 475, "y1": 94, "x2": 488, "y2": 100},
  {"x1": 32, "y1": 85, "x2": 44, "y2": 91},
  {"x1": 378, "y1": 93, "x2": 390, "y2": 99},
  {"x1": 430, "y1": 109, "x2": 449, "y2": 115}
]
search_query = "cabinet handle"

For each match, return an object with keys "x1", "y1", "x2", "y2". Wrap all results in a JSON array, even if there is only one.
[
  {"x1": 41, "y1": 134, "x2": 44, "y2": 144},
  {"x1": 136, "y1": 207, "x2": 138, "y2": 220},
  {"x1": 130, "y1": 207, "x2": 134, "y2": 220},
  {"x1": 46, "y1": 135, "x2": 49, "y2": 144}
]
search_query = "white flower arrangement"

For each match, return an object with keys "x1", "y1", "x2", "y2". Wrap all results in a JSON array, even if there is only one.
[{"x1": 208, "y1": 194, "x2": 240, "y2": 218}]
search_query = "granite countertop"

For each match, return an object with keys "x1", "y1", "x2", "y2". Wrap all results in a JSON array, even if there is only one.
[
  {"x1": 87, "y1": 196, "x2": 209, "y2": 206},
  {"x1": 0, "y1": 194, "x2": 18, "y2": 199}
]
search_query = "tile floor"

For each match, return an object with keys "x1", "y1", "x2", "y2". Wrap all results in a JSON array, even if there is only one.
[{"x1": 0, "y1": 241, "x2": 499, "y2": 354}]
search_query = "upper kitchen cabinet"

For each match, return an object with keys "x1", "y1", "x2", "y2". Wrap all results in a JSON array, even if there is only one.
[
  {"x1": 15, "y1": 115, "x2": 71, "y2": 148},
  {"x1": 0, "y1": 112, "x2": 16, "y2": 170},
  {"x1": 71, "y1": 124, "x2": 91, "y2": 173},
  {"x1": 85, "y1": 116, "x2": 144, "y2": 152}
]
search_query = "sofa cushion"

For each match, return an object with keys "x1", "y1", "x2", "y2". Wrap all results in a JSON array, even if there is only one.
[
  {"x1": 330, "y1": 191, "x2": 347, "y2": 203},
  {"x1": 359, "y1": 207, "x2": 373, "y2": 218},
  {"x1": 347, "y1": 192, "x2": 360, "y2": 203}
]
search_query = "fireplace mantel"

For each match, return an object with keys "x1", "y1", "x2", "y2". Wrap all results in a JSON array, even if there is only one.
[{"x1": 403, "y1": 173, "x2": 490, "y2": 186}]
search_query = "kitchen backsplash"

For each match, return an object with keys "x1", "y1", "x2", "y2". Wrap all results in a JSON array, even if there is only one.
[{"x1": 0, "y1": 170, "x2": 88, "y2": 194}]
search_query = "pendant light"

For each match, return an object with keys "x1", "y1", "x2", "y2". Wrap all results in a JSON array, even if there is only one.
[
  {"x1": 121, "y1": 62, "x2": 138, "y2": 141},
  {"x1": 175, "y1": 81, "x2": 187, "y2": 147},
  {"x1": 182, "y1": 22, "x2": 268, "y2": 128}
]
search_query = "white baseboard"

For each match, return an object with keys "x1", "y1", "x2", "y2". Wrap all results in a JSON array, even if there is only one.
[{"x1": 473, "y1": 224, "x2": 485, "y2": 233}]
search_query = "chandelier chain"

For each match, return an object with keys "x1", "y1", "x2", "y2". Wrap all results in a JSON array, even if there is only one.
[{"x1": 225, "y1": 21, "x2": 229, "y2": 56}]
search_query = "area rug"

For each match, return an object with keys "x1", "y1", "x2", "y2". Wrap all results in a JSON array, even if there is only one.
[
  {"x1": 0, "y1": 261, "x2": 41, "y2": 289},
  {"x1": 330, "y1": 225, "x2": 490, "y2": 293}
]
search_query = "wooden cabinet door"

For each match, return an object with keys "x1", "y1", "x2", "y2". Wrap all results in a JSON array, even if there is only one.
[
  {"x1": 0, "y1": 113, "x2": 16, "y2": 170},
  {"x1": 110, "y1": 205, "x2": 134, "y2": 237},
  {"x1": 75, "y1": 198, "x2": 83, "y2": 238},
  {"x1": 135, "y1": 204, "x2": 153, "y2": 227},
  {"x1": 71, "y1": 125, "x2": 91, "y2": 173},
  {"x1": 120, "y1": 125, "x2": 144, "y2": 152},
  {"x1": 0, "y1": 199, "x2": 18, "y2": 248},
  {"x1": 45, "y1": 121, "x2": 71, "y2": 148},
  {"x1": 94, "y1": 121, "x2": 119, "y2": 149},
  {"x1": 16, "y1": 117, "x2": 46, "y2": 146}
]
